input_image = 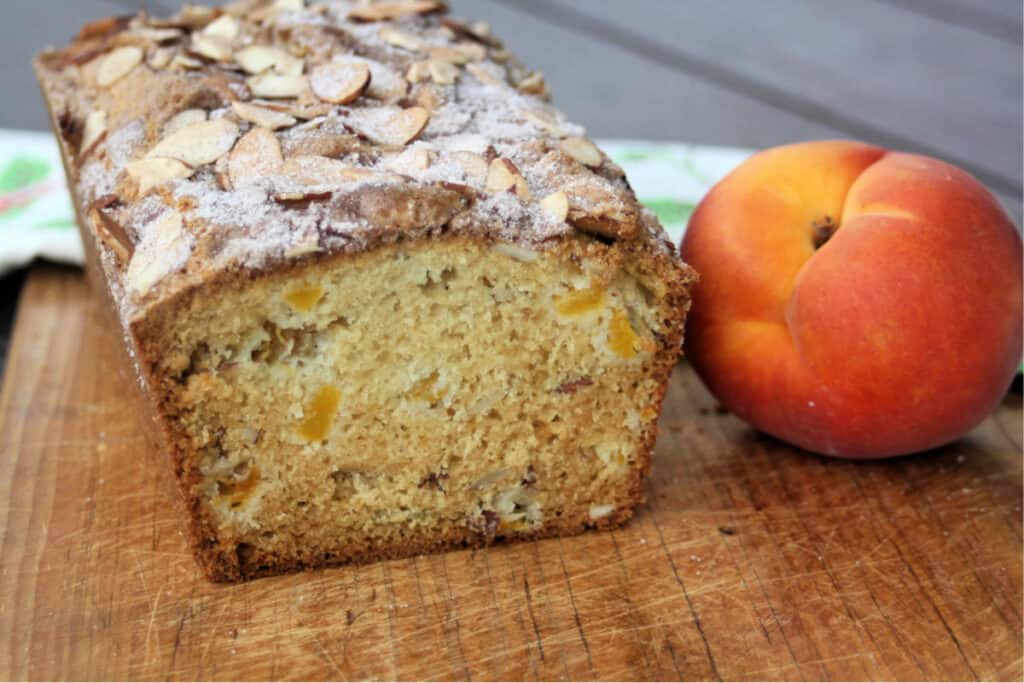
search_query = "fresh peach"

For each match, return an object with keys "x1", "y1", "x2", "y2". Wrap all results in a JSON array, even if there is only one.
[{"x1": 681, "y1": 140, "x2": 1022, "y2": 458}]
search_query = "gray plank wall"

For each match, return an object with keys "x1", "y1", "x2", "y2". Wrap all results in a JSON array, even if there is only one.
[{"x1": 1, "y1": 0, "x2": 1021, "y2": 370}]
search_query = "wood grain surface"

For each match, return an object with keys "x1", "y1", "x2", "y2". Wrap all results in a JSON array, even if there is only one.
[{"x1": 0, "y1": 267, "x2": 1021, "y2": 681}]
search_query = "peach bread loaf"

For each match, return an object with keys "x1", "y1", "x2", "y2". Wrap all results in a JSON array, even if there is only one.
[{"x1": 35, "y1": 0, "x2": 697, "y2": 581}]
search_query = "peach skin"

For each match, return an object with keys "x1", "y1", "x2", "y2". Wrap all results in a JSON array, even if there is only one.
[{"x1": 681, "y1": 140, "x2": 1023, "y2": 458}]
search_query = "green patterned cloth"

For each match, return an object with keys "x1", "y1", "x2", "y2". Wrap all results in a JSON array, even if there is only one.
[{"x1": 0, "y1": 128, "x2": 750, "y2": 274}]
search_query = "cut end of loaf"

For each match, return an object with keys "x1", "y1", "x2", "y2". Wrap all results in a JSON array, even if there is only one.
[{"x1": 140, "y1": 236, "x2": 685, "y2": 580}]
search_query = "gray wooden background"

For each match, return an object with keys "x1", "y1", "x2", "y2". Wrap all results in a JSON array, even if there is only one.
[{"x1": 1, "y1": 0, "x2": 1021, "y2": 373}]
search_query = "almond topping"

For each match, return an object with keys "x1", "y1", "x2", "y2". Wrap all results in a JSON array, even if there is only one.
[
  {"x1": 486, "y1": 158, "x2": 531, "y2": 200},
  {"x1": 378, "y1": 26, "x2": 425, "y2": 51},
  {"x1": 96, "y1": 46, "x2": 143, "y2": 87},
  {"x1": 126, "y1": 210, "x2": 188, "y2": 296},
  {"x1": 231, "y1": 101, "x2": 297, "y2": 130},
  {"x1": 560, "y1": 137, "x2": 603, "y2": 167},
  {"x1": 539, "y1": 191, "x2": 569, "y2": 222},
  {"x1": 190, "y1": 33, "x2": 233, "y2": 62},
  {"x1": 452, "y1": 42, "x2": 487, "y2": 63},
  {"x1": 348, "y1": 106, "x2": 430, "y2": 146},
  {"x1": 88, "y1": 204, "x2": 133, "y2": 264},
  {"x1": 234, "y1": 45, "x2": 304, "y2": 76},
  {"x1": 465, "y1": 62, "x2": 504, "y2": 87},
  {"x1": 229, "y1": 127, "x2": 283, "y2": 188},
  {"x1": 521, "y1": 108, "x2": 565, "y2": 136},
  {"x1": 146, "y1": 118, "x2": 240, "y2": 168},
  {"x1": 126, "y1": 157, "x2": 193, "y2": 194},
  {"x1": 451, "y1": 151, "x2": 488, "y2": 179},
  {"x1": 428, "y1": 59, "x2": 459, "y2": 85},
  {"x1": 517, "y1": 72, "x2": 548, "y2": 97},
  {"x1": 164, "y1": 109, "x2": 207, "y2": 136},
  {"x1": 247, "y1": 73, "x2": 308, "y2": 99},
  {"x1": 147, "y1": 47, "x2": 175, "y2": 70},
  {"x1": 201, "y1": 15, "x2": 240, "y2": 41},
  {"x1": 428, "y1": 46, "x2": 469, "y2": 65},
  {"x1": 171, "y1": 53, "x2": 204, "y2": 70},
  {"x1": 80, "y1": 110, "x2": 107, "y2": 157},
  {"x1": 348, "y1": 1, "x2": 445, "y2": 22},
  {"x1": 406, "y1": 60, "x2": 430, "y2": 83},
  {"x1": 310, "y1": 62, "x2": 371, "y2": 104},
  {"x1": 387, "y1": 147, "x2": 433, "y2": 173},
  {"x1": 278, "y1": 155, "x2": 366, "y2": 189}
]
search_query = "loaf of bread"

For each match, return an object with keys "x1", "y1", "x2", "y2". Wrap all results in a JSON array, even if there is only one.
[{"x1": 35, "y1": 0, "x2": 696, "y2": 581}]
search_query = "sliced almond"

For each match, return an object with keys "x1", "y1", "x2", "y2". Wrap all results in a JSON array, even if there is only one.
[
  {"x1": 274, "y1": 0, "x2": 306, "y2": 9},
  {"x1": 201, "y1": 15, "x2": 240, "y2": 41},
  {"x1": 126, "y1": 157, "x2": 193, "y2": 194},
  {"x1": 231, "y1": 101, "x2": 297, "y2": 130},
  {"x1": 190, "y1": 33, "x2": 233, "y2": 62},
  {"x1": 451, "y1": 151, "x2": 488, "y2": 179},
  {"x1": 247, "y1": 73, "x2": 308, "y2": 99},
  {"x1": 147, "y1": 47, "x2": 175, "y2": 70},
  {"x1": 348, "y1": 1, "x2": 445, "y2": 22},
  {"x1": 278, "y1": 155, "x2": 365, "y2": 187},
  {"x1": 539, "y1": 190, "x2": 569, "y2": 222},
  {"x1": 486, "y1": 158, "x2": 530, "y2": 200},
  {"x1": 309, "y1": 62, "x2": 371, "y2": 104},
  {"x1": 164, "y1": 109, "x2": 207, "y2": 136},
  {"x1": 521, "y1": 108, "x2": 565, "y2": 137},
  {"x1": 137, "y1": 27, "x2": 184, "y2": 43},
  {"x1": 406, "y1": 60, "x2": 430, "y2": 83},
  {"x1": 126, "y1": 210, "x2": 188, "y2": 296},
  {"x1": 146, "y1": 118, "x2": 240, "y2": 167},
  {"x1": 560, "y1": 137, "x2": 602, "y2": 167},
  {"x1": 96, "y1": 46, "x2": 143, "y2": 87},
  {"x1": 348, "y1": 106, "x2": 430, "y2": 146},
  {"x1": 428, "y1": 46, "x2": 470, "y2": 65},
  {"x1": 378, "y1": 26, "x2": 425, "y2": 52},
  {"x1": 362, "y1": 60, "x2": 409, "y2": 102},
  {"x1": 517, "y1": 71, "x2": 548, "y2": 97},
  {"x1": 452, "y1": 42, "x2": 487, "y2": 63},
  {"x1": 234, "y1": 45, "x2": 304, "y2": 76},
  {"x1": 428, "y1": 59, "x2": 459, "y2": 85},
  {"x1": 80, "y1": 110, "x2": 107, "y2": 157},
  {"x1": 171, "y1": 53, "x2": 204, "y2": 70},
  {"x1": 465, "y1": 63, "x2": 504, "y2": 87},
  {"x1": 387, "y1": 146, "x2": 433, "y2": 173},
  {"x1": 229, "y1": 127, "x2": 283, "y2": 188},
  {"x1": 88, "y1": 203, "x2": 132, "y2": 264}
]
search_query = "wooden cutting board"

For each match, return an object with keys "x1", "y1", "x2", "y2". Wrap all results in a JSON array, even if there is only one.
[{"x1": 1, "y1": 266, "x2": 1021, "y2": 681}]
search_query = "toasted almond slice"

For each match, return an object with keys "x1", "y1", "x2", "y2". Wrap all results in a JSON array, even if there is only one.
[
  {"x1": 80, "y1": 110, "x2": 107, "y2": 157},
  {"x1": 202, "y1": 15, "x2": 240, "y2": 41},
  {"x1": 406, "y1": 60, "x2": 430, "y2": 83},
  {"x1": 137, "y1": 27, "x2": 184, "y2": 43},
  {"x1": 428, "y1": 59, "x2": 459, "y2": 86},
  {"x1": 452, "y1": 42, "x2": 487, "y2": 62},
  {"x1": 88, "y1": 204, "x2": 132, "y2": 264},
  {"x1": 539, "y1": 190, "x2": 569, "y2": 222},
  {"x1": 146, "y1": 118, "x2": 240, "y2": 167},
  {"x1": 190, "y1": 33, "x2": 233, "y2": 62},
  {"x1": 361, "y1": 60, "x2": 409, "y2": 102},
  {"x1": 471, "y1": 20, "x2": 491, "y2": 37},
  {"x1": 348, "y1": 1, "x2": 444, "y2": 22},
  {"x1": 378, "y1": 26, "x2": 425, "y2": 51},
  {"x1": 517, "y1": 71, "x2": 548, "y2": 97},
  {"x1": 126, "y1": 157, "x2": 193, "y2": 194},
  {"x1": 126, "y1": 210, "x2": 188, "y2": 296},
  {"x1": 486, "y1": 158, "x2": 530, "y2": 200},
  {"x1": 349, "y1": 106, "x2": 430, "y2": 146},
  {"x1": 231, "y1": 101, "x2": 297, "y2": 130},
  {"x1": 234, "y1": 45, "x2": 304, "y2": 76},
  {"x1": 279, "y1": 155, "x2": 364, "y2": 186},
  {"x1": 521, "y1": 108, "x2": 565, "y2": 136},
  {"x1": 560, "y1": 137, "x2": 602, "y2": 167},
  {"x1": 428, "y1": 46, "x2": 469, "y2": 65},
  {"x1": 309, "y1": 62, "x2": 370, "y2": 104},
  {"x1": 387, "y1": 146, "x2": 433, "y2": 173},
  {"x1": 150, "y1": 5, "x2": 217, "y2": 30},
  {"x1": 229, "y1": 127, "x2": 283, "y2": 188},
  {"x1": 465, "y1": 62, "x2": 504, "y2": 87},
  {"x1": 247, "y1": 73, "x2": 308, "y2": 99},
  {"x1": 164, "y1": 109, "x2": 207, "y2": 136},
  {"x1": 171, "y1": 53, "x2": 204, "y2": 70},
  {"x1": 147, "y1": 46, "x2": 175, "y2": 70},
  {"x1": 451, "y1": 151, "x2": 488, "y2": 179},
  {"x1": 274, "y1": 0, "x2": 306, "y2": 9},
  {"x1": 96, "y1": 46, "x2": 143, "y2": 87}
]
